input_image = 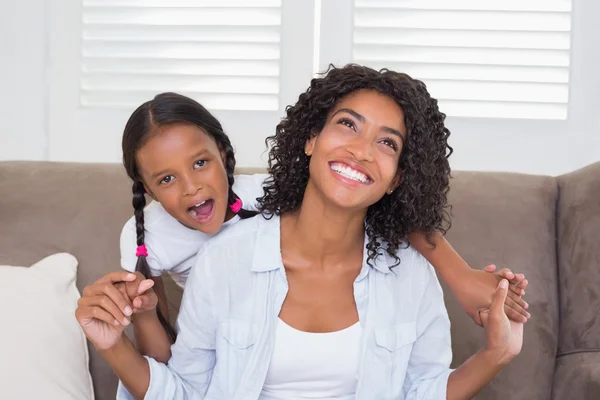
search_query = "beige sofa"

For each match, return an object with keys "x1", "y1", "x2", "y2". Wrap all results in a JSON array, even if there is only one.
[{"x1": 1, "y1": 161, "x2": 599, "y2": 400}]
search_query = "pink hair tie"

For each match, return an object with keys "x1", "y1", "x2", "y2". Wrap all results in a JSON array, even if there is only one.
[
  {"x1": 136, "y1": 245, "x2": 148, "y2": 257},
  {"x1": 229, "y1": 198, "x2": 243, "y2": 213}
]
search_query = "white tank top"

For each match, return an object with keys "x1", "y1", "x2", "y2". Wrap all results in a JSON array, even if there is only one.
[{"x1": 259, "y1": 319, "x2": 363, "y2": 400}]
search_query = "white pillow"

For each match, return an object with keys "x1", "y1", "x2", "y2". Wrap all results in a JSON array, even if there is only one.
[{"x1": 0, "y1": 253, "x2": 94, "y2": 400}]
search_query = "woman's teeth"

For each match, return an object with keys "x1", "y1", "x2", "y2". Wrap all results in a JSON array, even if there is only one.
[{"x1": 330, "y1": 163, "x2": 370, "y2": 183}]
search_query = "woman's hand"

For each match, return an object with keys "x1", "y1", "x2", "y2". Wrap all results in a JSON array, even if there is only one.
[
  {"x1": 480, "y1": 279, "x2": 524, "y2": 365},
  {"x1": 75, "y1": 272, "x2": 138, "y2": 350},
  {"x1": 460, "y1": 265, "x2": 530, "y2": 325}
]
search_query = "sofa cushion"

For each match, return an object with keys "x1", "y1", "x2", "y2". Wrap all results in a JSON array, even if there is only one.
[
  {"x1": 0, "y1": 253, "x2": 94, "y2": 400},
  {"x1": 444, "y1": 170, "x2": 559, "y2": 400},
  {"x1": 557, "y1": 162, "x2": 600, "y2": 354},
  {"x1": 552, "y1": 352, "x2": 600, "y2": 400},
  {"x1": 0, "y1": 161, "x2": 132, "y2": 400}
]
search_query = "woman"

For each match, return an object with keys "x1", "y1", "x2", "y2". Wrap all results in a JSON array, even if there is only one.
[{"x1": 81, "y1": 65, "x2": 523, "y2": 399}]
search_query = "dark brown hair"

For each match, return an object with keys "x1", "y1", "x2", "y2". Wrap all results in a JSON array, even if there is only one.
[
  {"x1": 258, "y1": 64, "x2": 452, "y2": 267},
  {"x1": 122, "y1": 92, "x2": 254, "y2": 341}
]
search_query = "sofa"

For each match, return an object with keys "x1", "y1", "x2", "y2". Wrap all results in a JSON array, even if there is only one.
[{"x1": 1, "y1": 160, "x2": 599, "y2": 400}]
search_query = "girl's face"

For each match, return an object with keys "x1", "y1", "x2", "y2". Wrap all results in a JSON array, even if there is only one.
[
  {"x1": 305, "y1": 89, "x2": 406, "y2": 211},
  {"x1": 136, "y1": 123, "x2": 231, "y2": 234}
]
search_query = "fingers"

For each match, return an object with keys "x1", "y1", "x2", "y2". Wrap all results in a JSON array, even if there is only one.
[
  {"x1": 483, "y1": 264, "x2": 496, "y2": 273},
  {"x1": 496, "y1": 268, "x2": 516, "y2": 281},
  {"x1": 504, "y1": 304, "x2": 529, "y2": 323},
  {"x1": 137, "y1": 279, "x2": 155, "y2": 295},
  {"x1": 121, "y1": 272, "x2": 154, "y2": 299},
  {"x1": 496, "y1": 268, "x2": 527, "y2": 296},
  {"x1": 133, "y1": 293, "x2": 155, "y2": 310},
  {"x1": 83, "y1": 282, "x2": 133, "y2": 318},
  {"x1": 479, "y1": 309, "x2": 490, "y2": 327},
  {"x1": 517, "y1": 279, "x2": 528, "y2": 290},
  {"x1": 77, "y1": 296, "x2": 129, "y2": 326},
  {"x1": 491, "y1": 279, "x2": 509, "y2": 315},
  {"x1": 76, "y1": 306, "x2": 121, "y2": 327},
  {"x1": 94, "y1": 271, "x2": 137, "y2": 285},
  {"x1": 507, "y1": 289, "x2": 529, "y2": 311}
]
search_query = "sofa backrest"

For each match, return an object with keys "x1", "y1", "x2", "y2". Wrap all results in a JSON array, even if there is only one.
[
  {"x1": 2, "y1": 161, "x2": 598, "y2": 399},
  {"x1": 553, "y1": 162, "x2": 600, "y2": 399},
  {"x1": 445, "y1": 170, "x2": 559, "y2": 399}
]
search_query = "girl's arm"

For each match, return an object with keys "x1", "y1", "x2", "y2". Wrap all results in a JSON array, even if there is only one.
[
  {"x1": 128, "y1": 276, "x2": 173, "y2": 363},
  {"x1": 408, "y1": 230, "x2": 530, "y2": 324}
]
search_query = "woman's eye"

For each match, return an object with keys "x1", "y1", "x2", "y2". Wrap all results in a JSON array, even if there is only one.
[
  {"x1": 381, "y1": 138, "x2": 398, "y2": 151},
  {"x1": 338, "y1": 118, "x2": 355, "y2": 129},
  {"x1": 159, "y1": 175, "x2": 174, "y2": 184},
  {"x1": 194, "y1": 160, "x2": 206, "y2": 169}
]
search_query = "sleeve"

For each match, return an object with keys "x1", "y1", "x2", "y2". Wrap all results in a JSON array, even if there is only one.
[
  {"x1": 232, "y1": 173, "x2": 269, "y2": 211},
  {"x1": 119, "y1": 217, "x2": 163, "y2": 277},
  {"x1": 403, "y1": 258, "x2": 453, "y2": 400},
  {"x1": 126, "y1": 247, "x2": 218, "y2": 400}
]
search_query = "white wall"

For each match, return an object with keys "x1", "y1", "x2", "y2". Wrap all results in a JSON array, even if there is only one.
[
  {"x1": 1, "y1": 0, "x2": 599, "y2": 176},
  {"x1": 0, "y1": 0, "x2": 47, "y2": 160}
]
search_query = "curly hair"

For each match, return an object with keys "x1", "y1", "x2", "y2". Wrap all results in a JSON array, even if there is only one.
[{"x1": 258, "y1": 64, "x2": 453, "y2": 266}]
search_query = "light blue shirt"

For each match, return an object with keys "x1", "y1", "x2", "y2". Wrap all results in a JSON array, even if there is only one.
[{"x1": 118, "y1": 214, "x2": 453, "y2": 400}]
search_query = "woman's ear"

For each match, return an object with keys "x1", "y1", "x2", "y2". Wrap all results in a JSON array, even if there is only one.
[
  {"x1": 387, "y1": 170, "x2": 403, "y2": 194},
  {"x1": 304, "y1": 134, "x2": 317, "y2": 157}
]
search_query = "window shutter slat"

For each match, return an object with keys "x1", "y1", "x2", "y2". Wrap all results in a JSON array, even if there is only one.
[
  {"x1": 81, "y1": 1, "x2": 282, "y2": 110},
  {"x1": 353, "y1": 0, "x2": 572, "y2": 119}
]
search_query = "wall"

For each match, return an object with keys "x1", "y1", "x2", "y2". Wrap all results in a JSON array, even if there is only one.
[
  {"x1": 0, "y1": 0, "x2": 47, "y2": 160},
  {"x1": 1, "y1": 0, "x2": 598, "y2": 175}
]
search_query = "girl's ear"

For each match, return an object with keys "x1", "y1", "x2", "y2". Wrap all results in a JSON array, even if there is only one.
[{"x1": 142, "y1": 182, "x2": 156, "y2": 201}]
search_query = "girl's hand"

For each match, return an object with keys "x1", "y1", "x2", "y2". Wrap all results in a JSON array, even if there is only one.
[
  {"x1": 461, "y1": 266, "x2": 530, "y2": 326},
  {"x1": 75, "y1": 272, "x2": 137, "y2": 350},
  {"x1": 483, "y1": 265, "x2": 530, "y2": 323},
  {"x1": 115, "y1": 272, "x2": 158, "y2": 316},
  {"x1": 480, "y1": 279, "x2": 524, "y2": 365}
]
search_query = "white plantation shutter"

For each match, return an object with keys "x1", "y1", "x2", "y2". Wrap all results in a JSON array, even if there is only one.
[
  {"x1": 81, "y1": 0, "x2": 282, "y2": 110},
  {"x1": 48, "y1": 0, "x2": 314, "y2": 164},
  {"x1": 352, "y1": 0, "x2": 572, "y2": 119}
]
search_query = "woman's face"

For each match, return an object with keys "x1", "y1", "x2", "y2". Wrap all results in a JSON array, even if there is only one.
[{"x1": 305, "y1": 89, "x2": 407, "y2": 211}]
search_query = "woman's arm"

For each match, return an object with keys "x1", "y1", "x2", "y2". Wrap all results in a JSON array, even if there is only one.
[
  {"x1": 408, "y1": 230, "x2": 530, "y2": 324},
  {"x1": 446, "y1": 280, "x2": 523, "y2": 399},
  {"x1": 402, "y1": 262, "x2": 522, "y2": 400}
]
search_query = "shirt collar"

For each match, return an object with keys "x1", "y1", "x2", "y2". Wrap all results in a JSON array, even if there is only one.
[{"x1": 251, "y1": 214, "x2": 394, "y2": 274}]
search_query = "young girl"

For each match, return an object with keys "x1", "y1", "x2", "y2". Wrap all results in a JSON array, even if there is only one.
[
  {"x1": 79, "y1": 91, "x2": 527, "y2": 363},
  {"x1": 79, "y1": 65, "x2": 525, "y2": 399}
]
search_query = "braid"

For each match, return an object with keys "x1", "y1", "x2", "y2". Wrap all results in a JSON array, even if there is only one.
[
  {"x1": 131, "y1": 181, "x2": 178, "y2": 343},
  {"x1": 220, "y1": 136, "x2": 257, "y2": 219}
]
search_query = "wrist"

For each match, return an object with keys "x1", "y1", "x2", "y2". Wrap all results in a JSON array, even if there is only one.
[
  {"x1": 97, "y1": 333, "x2": 129, "y2": 355},
  {"x1": 132, "y1": 308, "x2": 158, "y2": 323},
  {"x1": 480, "y1": 347, "x2": 512, "y2": 367}
]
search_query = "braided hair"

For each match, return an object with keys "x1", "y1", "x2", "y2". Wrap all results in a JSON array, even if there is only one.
[{"x1": 122, "y1": 92, "x2": 255, "y2": 341}]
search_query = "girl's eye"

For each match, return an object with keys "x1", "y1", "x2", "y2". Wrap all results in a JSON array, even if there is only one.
[
  {"x1": 194, "y1": 160, "x2": 206, "y2": 169},
  {"x1": 159, "y1": 175, "x2": 174, "y2": 185},
  {"x1": 381, "y1": 138, "x2": 399, "y2": 151},
  {"x1": 337, "y1": 117, "x2": 355, "y2": 130}
]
